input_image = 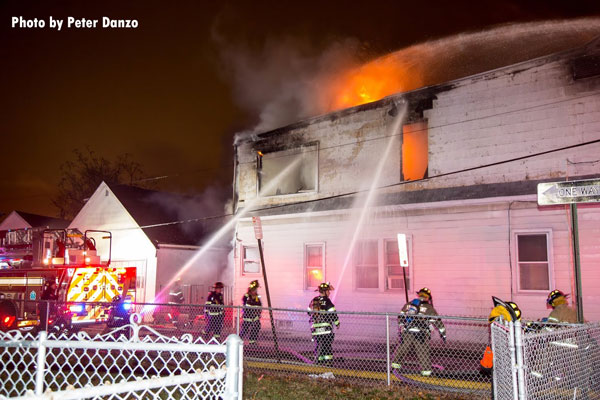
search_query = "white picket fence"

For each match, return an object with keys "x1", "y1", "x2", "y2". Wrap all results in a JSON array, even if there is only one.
[{"x1": 0, "y1": 316, "x2": 243, "y2": 400}]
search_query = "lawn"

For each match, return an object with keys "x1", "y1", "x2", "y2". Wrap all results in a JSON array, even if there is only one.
[{"x1": 243, "y1": 372, "x2": 481, "y2": 400}]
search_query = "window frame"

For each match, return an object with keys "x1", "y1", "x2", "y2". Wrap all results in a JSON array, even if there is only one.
[
  {"x1": 304, "y1": 242, "x2": 326, "y2": 291},
  {"x1": 256, "y1": 142, "x2": 319, "y2": 198},
  {"x1": 354, "y1": 239, "x2": 380, "y2": 291},
  {"x1": 512, "y1": 229, "x2": 553, "y2": 293},
  {"x1": 383, "y1": 236, "x2": 413, "y2": 293},
  {"x1": 241, "y1": 244, "x2": 261, "y2": 276}
]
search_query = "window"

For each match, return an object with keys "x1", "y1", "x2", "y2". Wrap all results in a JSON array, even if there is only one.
[
  {"x1": 242, "y1": 246, "x2": 260, "y2": 274},
  {"x1": 516, "y1": 233, "x2": 551, "y2": 291},
  {"x1": 258, "y1": 144, "x2": 318, "y2": 196},
  {"x1": 402, "y1": 122, "x2": 428, "y2": 181},
  {"x1": 385, "y1": 239, "x2": 410, "y2": 290},
  {"x1": 355, "y1": 241, "x2": 379, "y2": 289},
  {"x1": 305, "y1": 243, "x2": 325, "y2": 289}
]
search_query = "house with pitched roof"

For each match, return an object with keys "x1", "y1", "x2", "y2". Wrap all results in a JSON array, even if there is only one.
[{"x1": 69, "y1": 182, "x2": 231, "y2": 304}]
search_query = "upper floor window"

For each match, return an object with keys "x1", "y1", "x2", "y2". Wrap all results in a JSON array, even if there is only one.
[
  {"x1": 402, "y1": 121, "x2": 428, "y2": 181},
  {"x1": 258, "y1": 143, "x2": 318, "y2": 196},
  {"x1": 515, "y1": 232, "x2": 552, "y2": 291}
]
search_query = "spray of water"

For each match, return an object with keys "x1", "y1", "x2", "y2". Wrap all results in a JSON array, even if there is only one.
[
  {"x1": 152, "y1": 155, "x2": 304, "y2": 304},
  {"x1": 331, "y1": 102, "x2": 407, "y2": 302}
]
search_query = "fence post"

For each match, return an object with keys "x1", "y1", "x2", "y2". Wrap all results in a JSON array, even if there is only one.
[
  {"x1": 224, "y1": 334, "x2": 243, "y2": 400},
  {"x1": 236, "y1": 307, "x2": 240, "y2": 336},
  {"x1": 386, "y1": 314, "x2": 391, "y2": 386},
  {"x1": 35, "y1": 330, "x2": 48, "y2": 396},
  {"x1": 513, "y1": 320, "x2": 526, "y2": 400},
  {"x1": 505, "y1": 321, "x2": 518, "y2": 400}
]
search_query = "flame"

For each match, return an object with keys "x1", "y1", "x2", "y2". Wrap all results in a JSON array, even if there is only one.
[{"x1": 328, "y1": 53, "x2": 424, "y2": 111}]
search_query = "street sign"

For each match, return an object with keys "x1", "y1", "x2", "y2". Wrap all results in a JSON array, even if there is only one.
[
  {"x1": 397, "y1": 233, "x2": 409, "y2": 267},
  {"x1": 537, "y1": 178, "x2": 600, "y2": 206},
  {"x1": 252, "y1": 216, "x2": 263, "y2": 240}
]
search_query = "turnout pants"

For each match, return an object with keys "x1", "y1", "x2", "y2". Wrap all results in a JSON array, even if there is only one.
[
  {"x1": 393, "y1": 333, "x2": 432, "y2": 371},
  {"x1": 240, "y1": 319, "x2": 261, "y2": 343},
  {"x1": 205, "y1": 314, "x2": 224, "y2": 339},
  {"x1": 313, "y1": 332, "x2": 334, "y2": 362}
]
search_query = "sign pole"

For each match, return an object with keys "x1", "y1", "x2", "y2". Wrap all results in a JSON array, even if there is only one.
[
  {"x1": 252, "y1": 217, "x2": 281, "y2": 362},
  {"x1": 397, "y1": 234, "x2": 410, "y2": 303},
  {"x1": 570, "y1": 204, "x2": 584, "y2": 323}
]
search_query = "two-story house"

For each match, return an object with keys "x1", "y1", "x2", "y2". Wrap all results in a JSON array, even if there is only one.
[{"x1": 231, "y1": 38, "x2": 600, "y2": 321}]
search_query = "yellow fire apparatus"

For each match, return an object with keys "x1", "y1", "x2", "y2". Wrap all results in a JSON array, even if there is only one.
[{"x1": 0, "y1": 228, "x2": 136, "y2": 331}]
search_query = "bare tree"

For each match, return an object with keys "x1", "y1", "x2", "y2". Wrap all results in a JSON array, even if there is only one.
[{"x1": 52, "y1": 148, "x2": 147, "y2": 219}]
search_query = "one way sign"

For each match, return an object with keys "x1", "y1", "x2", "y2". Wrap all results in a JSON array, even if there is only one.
[{"x1": 537, "y1": 178, "x2": 600, "y2": 206}]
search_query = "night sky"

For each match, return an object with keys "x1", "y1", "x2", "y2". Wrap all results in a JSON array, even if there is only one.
[{"x1": 2, "y1": 0, "x2": 600, "y2": 218}]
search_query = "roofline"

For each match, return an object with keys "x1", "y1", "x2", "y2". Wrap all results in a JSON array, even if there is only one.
[{"x1": 235, "y1": 34, "x2": 599, "y2": 145}]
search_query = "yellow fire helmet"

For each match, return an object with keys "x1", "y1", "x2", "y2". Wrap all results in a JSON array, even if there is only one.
[
  {"x1": 489, "y1": 296, "x2": 522, "y2": 323},
  {"x1": 547, "y1": 290, "x2": 568, "y2": 307},
  {"x1": 249, "y1": 280, "x2": 260, "y2": 290},
  {"x1": 317, "y1": 282, "x2": 334, "y2": 293}
]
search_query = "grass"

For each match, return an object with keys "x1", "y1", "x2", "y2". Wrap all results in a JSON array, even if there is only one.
[{"x1": 243, "y1": 372, "x2": 480, "y2": 400}]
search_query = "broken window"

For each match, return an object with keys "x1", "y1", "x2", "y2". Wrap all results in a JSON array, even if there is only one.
[
  {"x1": 305, "y1": 243, "x2": 325, "y2": 290},
  {"x1": 355, "y1": 240, "x2": 379, "y2": 289},
  {"x1": 402, "y1": 121, "x2": 428, "y2": 181},
  {"x1": 242, "y1": 245, "x2": 260, "y2": 274},
  {"x1": 258, "y1": 144, "x2": 318, "y2": 196},
  {"x1": 515, "y1": 232, "x2": 551, "y2": 291}
]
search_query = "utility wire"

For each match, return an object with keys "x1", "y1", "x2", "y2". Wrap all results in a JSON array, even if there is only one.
[{"x1": 121, "y1": 137, "x2": 600, "y2": 231}]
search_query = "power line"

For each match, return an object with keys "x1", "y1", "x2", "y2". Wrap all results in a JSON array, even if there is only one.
[
  {"x1": 126, "y1": 137, "x2": 600, "y2": 231},
  {"x1": 236, "y1": 91, "x2": 599, "y2": 165}
]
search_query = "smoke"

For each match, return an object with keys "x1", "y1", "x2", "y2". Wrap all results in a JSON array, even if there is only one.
[
  {"x1": 214, "y1": 34, "x2": 364, "y2": 133},
  {"x1": 219, "y1": 18, "x2": 600, "y2": 135},
  {"x1": 146, "y1": 185, "x2": 231, "y2": 247}
]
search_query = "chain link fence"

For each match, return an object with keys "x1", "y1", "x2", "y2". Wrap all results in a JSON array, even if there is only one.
[
  {"x1": 0, "y1": 315, "x2": 243, "y2": 400},
  {"x1": 492, "y1": 320, "x2": 600, "y2": 400},
  {"x1": 5, "y1": 300, "x2": 599, "y2": 399}
]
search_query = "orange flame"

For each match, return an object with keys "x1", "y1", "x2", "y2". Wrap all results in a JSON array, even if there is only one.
[{"x1": 328, "y1": 53, "x2": 424, "y2": 111}]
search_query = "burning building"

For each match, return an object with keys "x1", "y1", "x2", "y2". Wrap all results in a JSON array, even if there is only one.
[{"x1": 232, "y1": 37, "x2": 600, "y2": 321}]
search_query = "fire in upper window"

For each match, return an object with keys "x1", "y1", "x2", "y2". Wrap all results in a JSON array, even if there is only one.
[{"x1": 402, "y1": 121, "x2": 428, "y2": 181}]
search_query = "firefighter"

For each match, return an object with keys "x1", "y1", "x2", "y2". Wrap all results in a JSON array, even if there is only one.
[
  {"x1": 546, "y1": 290, "x2": 578, "y2": 324},
  {"x1": 204, "y1": 282, "x2": 225, "y2": 340},
  {"x1": 308, "y1": 282, "x2": 340, "y2": 364},
  {"x1": 392, "y1": 287, "x2": 446, "y2": 377},
  {"x1": 39, "y1": 278, "x2": 58, "y2": 331},
  {"x1": 168, "y1": 278, "x2": 185, "y2": 326},
  {"x1": 480, "y1": 296, "x2": 521, "y2": 374},
  {"x1": 240, "y1": 280, "x2": 262, "y2": 345}
]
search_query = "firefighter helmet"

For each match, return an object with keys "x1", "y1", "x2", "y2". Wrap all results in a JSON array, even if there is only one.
[
  {"x1": 213, "y1": 282, "x2": 224, "y2": 289},
  {"x1": 547, "y1": 290, "x2": 568, "y2": 307},
  {"x1": 490, "y1": 296, "x2": 521, "y2": 322},
  {"x1": 317, "y1": 282, "x2": 334, "y2": 293},
  {"x1": 112, "y1": 295, "x2": 122, "y2": 303},
  {"x1": 249, "y1": 280, "x2": 260, "y2": 290},
  {"x1": 417, "y1": 287, "x2": 432, "y2": 300}
]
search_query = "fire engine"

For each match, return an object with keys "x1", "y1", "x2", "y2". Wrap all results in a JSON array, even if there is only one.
[{"x1": 0, "y1": 228, "x2": 136, "y2": 332}]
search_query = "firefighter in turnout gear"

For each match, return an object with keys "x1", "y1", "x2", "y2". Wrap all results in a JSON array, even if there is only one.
[
  {"x1": 240, "y1": 280, "x2": 262, "y2": 344},
  {"x1": 480, "y1": 296, "x2": 521, "y2": 374},
  {"x1": 308, "y1": 282, "x2": 340, "y2": 364},
  {"x1": 39, "y1": 278, "x2": 58, "y2": 331},
  {"x1": 168, "y1": 278, "x2": 185, "y2": 326},
  {"x1": 204, "y1": 282, "x2": 225, "y2": 340},
  {"x1": 392, "y1": 287, "x2": 446, "y2": 377},
  {"x1": 546, "y1": 290, "x2": 578, "y2": 324}
]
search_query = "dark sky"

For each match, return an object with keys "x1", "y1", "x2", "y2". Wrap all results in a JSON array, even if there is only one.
[{"x1": 2, "y1": 0, "x2": 600, "y2": 218}]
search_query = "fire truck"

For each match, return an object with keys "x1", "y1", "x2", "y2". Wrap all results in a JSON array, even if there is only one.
[{"x1": 0, "y1": 228, "x2": 136, "y2": 332}]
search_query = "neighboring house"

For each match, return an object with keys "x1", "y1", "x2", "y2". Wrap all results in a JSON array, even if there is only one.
[
  {"x1": 69, "y1": 182, "x2": 231, "y2": 304},
  {"x1": 0, "y1": 210, "x2": 69, "y2": 231},
  {"x1": 232, "y1": 38, "x2": 600, "y2": 321}
]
